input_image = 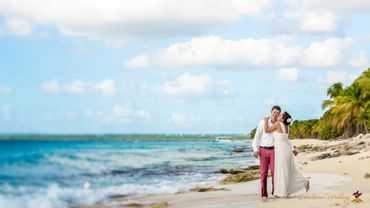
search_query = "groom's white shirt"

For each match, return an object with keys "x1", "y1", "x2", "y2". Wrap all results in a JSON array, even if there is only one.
[{"x1": 252, "y1": 119, "x2": 275, "y2": 152}]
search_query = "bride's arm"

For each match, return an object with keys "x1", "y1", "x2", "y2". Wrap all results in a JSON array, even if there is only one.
[
  {"x1": 286, "y1": 126, "x2": 299, "y2": 156},
  {"x1": 263, "y1": 117, "x2": 279, "y2": 133},
  {"x1": 287, "y1": 138, "x2": 299, "y2": 155}
]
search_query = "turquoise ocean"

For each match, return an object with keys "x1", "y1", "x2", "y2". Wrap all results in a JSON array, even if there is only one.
[{"x1": 0, "y1": 136, "x2": 254, "y2": 208}]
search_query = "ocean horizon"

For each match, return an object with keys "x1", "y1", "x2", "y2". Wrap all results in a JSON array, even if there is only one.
[{"x1": 0, "y1": 134, "x2": 249, "y2": 140}]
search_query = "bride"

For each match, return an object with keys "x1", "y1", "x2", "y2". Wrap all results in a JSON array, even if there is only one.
[{"x1": 263, "y1": 112, "x2": 310, "y2": 197}]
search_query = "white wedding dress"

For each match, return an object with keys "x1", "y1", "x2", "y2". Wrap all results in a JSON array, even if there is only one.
[{"x1": 273, "y1": 122, "x2": 308, "y2": 197}]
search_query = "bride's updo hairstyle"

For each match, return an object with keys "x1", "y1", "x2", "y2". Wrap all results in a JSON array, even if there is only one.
[{"x1": 282, "y1": 112, "x2": 292, "y2": 125}]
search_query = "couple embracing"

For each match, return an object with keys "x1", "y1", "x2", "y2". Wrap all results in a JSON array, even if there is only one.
[{"x1": 252, "y1": 106, "x2": 310, "y2": 200}]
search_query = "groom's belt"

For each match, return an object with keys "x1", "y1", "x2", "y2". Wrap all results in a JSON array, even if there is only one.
[{"x1": 259, "y1": 146, "x2": 274, "y2": 150}]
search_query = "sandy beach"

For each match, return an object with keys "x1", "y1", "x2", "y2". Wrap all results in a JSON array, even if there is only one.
[{"x1": 89, "y1": 133, "x2": 370, "y2": 208}]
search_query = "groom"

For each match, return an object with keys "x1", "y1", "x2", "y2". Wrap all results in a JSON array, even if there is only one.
[{"x1": 252, "y1": 105, "x2": 298, "y2": 200}]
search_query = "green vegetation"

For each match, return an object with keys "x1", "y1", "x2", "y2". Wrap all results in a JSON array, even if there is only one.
[
  {"x1": 290, "y1": 68, "x2": 370, "y2": 139},
  {"x1": 289, "y1": 119, "x2": 319, "y2": 138},
  {"x1": 249, "y1": 128, "x2": 257, "y2": 139}
]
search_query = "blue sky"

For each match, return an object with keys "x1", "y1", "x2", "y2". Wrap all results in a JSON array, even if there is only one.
[{"x1": 0, "y1": 0, "x2": 369, "y2": 134}]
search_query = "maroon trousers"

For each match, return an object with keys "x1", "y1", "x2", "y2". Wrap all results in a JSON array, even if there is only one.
[{"x1": 259, "y1": 148, "x2": 275, "y2": 197}]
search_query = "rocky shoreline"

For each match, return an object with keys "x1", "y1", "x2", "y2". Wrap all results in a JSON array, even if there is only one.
[{"x1": 217, "y1": 133, "x2": 370, "y2": 185}]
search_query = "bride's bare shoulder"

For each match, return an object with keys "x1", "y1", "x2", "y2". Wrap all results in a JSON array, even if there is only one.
[{"x1": 275, "y1": 122, "x2": 285, "y2": 133}]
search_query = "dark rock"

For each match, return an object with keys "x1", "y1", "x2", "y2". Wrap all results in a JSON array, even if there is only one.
[
  {"x1": 228, "y1": 169, "x2": 245, "y2": 174},
  {"x1": 126, "y1": 203, "x2": 145, "y2": 208},
  {"x1": 217, "y1": 168, "x2": 244, "y2": 174},
  {"x1": 331, "y1": 152, "x2": 341, "y2": 157},
  {"x1": 232, "y1": 147, "x2": 246, "y2": 153},
  {"x1": 297, "y1": 145, "x2": 309, "y2": 152},
  {"x1": 125, "y1": 201, "x2": 169, "y2": 208},
  {"x1": 190, "y1": 187, "x2": 229, "y2": 192},
  {"x1": 365, "y1": 173, "x2": 370, "y2": 178},
  {"x1": 108, "y1": 194, "x2": 128, "y2": 199},
  {"x1": 297, "y1": 145, "x2": 327, "y2": 153},
  {"x1": 311, "y1": 153, "x2": 332, "y2": 160},
  {"x1": 219, "y1": 165, "x2": 261, "y2": 184},
  {"x1": 244, "y1": 165, "x2": 260, "y2": 170},
  {"x1": 220, "y1": 169, "x2": 260, "y2": 184},
  {"x1": 344, "y1": 145, "x2": 351, "y2": 151},
  {"x1": 219, "y1": 168, "x2": 229, "y2": 174},
  {"x1": 218, "y1": 165, "x2": 259, "y2": 175},
  {"x1": 311, "y1": 152, "x2": 341, "y2": 160}
]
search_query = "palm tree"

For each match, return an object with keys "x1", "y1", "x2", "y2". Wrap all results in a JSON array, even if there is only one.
[
  {"x1": 330, "y1": 83, "x2": 367, "y2": 137},
  {"x1": 322, "y1": 82, "x2": 343, "y2": 110},
  {"x1": 353, "y1": 68, "x2": 370, "y2": 133},
  {"x1": 315, "y1": 82, "x2": 346, "y2": 139},
  {"x1": 273, "y1": 68, "x2": 369, "y2": 140},
  {"x1": 312, "y1": 111, "x2": 343, "y2": 139}
]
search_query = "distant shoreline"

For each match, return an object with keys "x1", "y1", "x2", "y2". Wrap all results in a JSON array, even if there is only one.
[{"x1": 0, "y1": 134, "x2": 250, "y2": 141}]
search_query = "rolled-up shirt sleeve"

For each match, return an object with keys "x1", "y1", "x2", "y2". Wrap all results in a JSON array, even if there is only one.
[{"x1": 252, "y1": 120, "x2": 263, "y2": 152}]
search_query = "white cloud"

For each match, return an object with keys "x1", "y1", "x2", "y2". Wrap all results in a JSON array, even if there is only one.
[
  {"x1": 95, "y1": 79, "x2": 117, "y2": 97},
  {"x1": 64, "y1": 80, "x2": 86, "y2": 94},
  {"x1": 277, "y1": 68, "x2": 299, "y2": 82},
  {"x1": 5, "y1": 18, "x2": 33, "y2": 36},
  {"x1": 42, "y1": 79, "x2": 117, "y2": 97},
  {"x1": 124, "y1": 55, "x2": 149, "y2": 68},
  {"x1": 302, "y1": 38, "x2": 352, "y2": 67},
  {"x1": 349, "y1": 50, "x2": 368, "y2": 68},
  {"x1": 0, "y1": 0, "x2": 271, "y2": 44},
  {"x1": 158, "y1": 36, "x2": 301, "y2": 67},
  {"x1": 170, "y1": 113, "x2": 200, "y2": 126},
  {"x1": 163, "y1": 73, "x2": 212, "y2": 98},
  {"x1": 283, "y1": 0, "x2": 370, "y2": 33},
  {"x1": 321, "y1": 70, "x2": 357, "y2": 84},
  {"x1": 160, "y1": 73, "x2": 234, "y2": 100},
  {"x1": 126, "y1": 36, "x2": 355, "y2": 69},
  {"x1": 285, "y1": 10, "x2": 337, "y2": 33},
  {"x1": 0, "y1": 85, "x2": 12, "y2": 94},
  {"x1": 299, "y1": 11, "x2": 337, "y2": 32}
]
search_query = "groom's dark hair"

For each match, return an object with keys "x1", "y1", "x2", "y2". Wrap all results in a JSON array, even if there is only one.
[{"x1": 271, "y1": 105, "x2": 281, "y2": 112}]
